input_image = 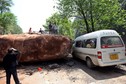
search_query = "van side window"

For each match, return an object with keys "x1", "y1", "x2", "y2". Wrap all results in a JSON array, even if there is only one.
[
  {"x1": 82, "y1": 40, "x2": 86, "y2": 48},
  {"x1": 85, "y1": 39, "x2": 96, "y2": 48},
  {"x1": 75, "y1": 41, "x2": 82, "y2": 47}
]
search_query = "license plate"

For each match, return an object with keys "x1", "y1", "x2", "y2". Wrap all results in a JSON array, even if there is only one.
[{"x1": 110, "y1": 54, "x2": 118, "y2": 60}]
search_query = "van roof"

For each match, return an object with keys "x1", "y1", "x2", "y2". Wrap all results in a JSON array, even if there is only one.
[{"x1": 75, "y1": 29, "x2": 119, "y2": 41}]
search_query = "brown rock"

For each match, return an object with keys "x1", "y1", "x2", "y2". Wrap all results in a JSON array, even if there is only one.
[{"x1": 0, "y1": 34, "x2": 72, "y2": 62}]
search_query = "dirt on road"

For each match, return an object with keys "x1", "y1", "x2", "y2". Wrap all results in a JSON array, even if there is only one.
[{"x1": 0, "y1": 56, "x2": 126, "y2": 84}]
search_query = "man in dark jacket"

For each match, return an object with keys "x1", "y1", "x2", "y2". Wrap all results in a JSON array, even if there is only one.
[
  {"x1": 3, "y1": 48, "x2": 21, "y2": 84},
  {"x1": 48, "y1": 22, "x2": 53, "y2": 34}
]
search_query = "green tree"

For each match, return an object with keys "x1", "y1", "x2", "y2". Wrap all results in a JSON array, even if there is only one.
[
  {"x1": 57, "y1": 0, "x2": 126, "y2": 33},
  {"x1": 0, "y1": 0, "x2": 22, "y2": 34},
  {"x1": 43, "y1": 13, "x2": 74, "y2": 39},
  {"x1": 119, "y1": 0, "x2": 126, "y2": 10},
  {"x1": 0, "y1": 12, "x2": 22, "y2": 34},
  {"x1": 9, "y1": 24, "x2": 23, "y2": 34},
  {"x1": 72, "y1": 18, "x2": 87, "y2": 38},
  {"x1": 0, "y1": 0, "x2": 13, "y2": 14}
]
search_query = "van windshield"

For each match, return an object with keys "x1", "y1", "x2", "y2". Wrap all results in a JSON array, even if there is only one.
[{"x1": 101, "y1": 36, "x2": 124, "y2": 48}]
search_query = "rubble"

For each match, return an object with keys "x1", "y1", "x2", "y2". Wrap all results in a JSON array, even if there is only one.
[
  {"x1": 48, "y1": 63, "x2": 60, "y2": 69},
  {"x1": 67, "y1": 61, "x2": 75, "y2": 67},
  {"x1": 25, "y1": 71, "x2": 33, "y2": 76},
  {"x1": 0, "y1": 34, "x2": 72, "y2": 62}
]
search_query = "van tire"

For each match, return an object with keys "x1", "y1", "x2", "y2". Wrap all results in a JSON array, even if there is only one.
[{"x1": 86, "y1": 58, "x2": 94, "y2": 69}]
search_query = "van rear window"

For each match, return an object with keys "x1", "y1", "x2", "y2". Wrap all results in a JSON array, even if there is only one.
[{"x1": 101, "y1": 36, "x2": 124, "y2": 48}]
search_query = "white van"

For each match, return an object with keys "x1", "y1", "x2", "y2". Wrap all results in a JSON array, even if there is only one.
[{"x1": 72, "y1": 30, "x2": 126, "y2": 68}]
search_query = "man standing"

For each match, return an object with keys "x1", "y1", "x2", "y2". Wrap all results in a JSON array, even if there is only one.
[
  {"x1": 39, "y1": 28, "x2": 43, "y2": 34},
  {"x1": 2, "y1": 48, "x2": 21, "y2": 84},
  {"x1": 28, "y1": 27, "x2": 32, "y2": 34},
  {"x1": 52, "y1": 22, "x2": 58, "y2": 34},
  {"x1": 48, "y1": 22, "x2": 53, "y2": 34}
]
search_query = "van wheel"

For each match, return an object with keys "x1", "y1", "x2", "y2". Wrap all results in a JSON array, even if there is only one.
[{"x1": 86, "y1": 58, "x2": 94, "y2": 69}]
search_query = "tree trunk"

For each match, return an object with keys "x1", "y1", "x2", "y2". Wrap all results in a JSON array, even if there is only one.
[
  {"x1": 90, "y1": 0, "x2": 95, "y2": 32},
  {"x1": 75, "y1": 0, "x2": 90, "y2": 33},
  {"x1": 82, "y1": 12, "x2": 90, "y2": 33}
]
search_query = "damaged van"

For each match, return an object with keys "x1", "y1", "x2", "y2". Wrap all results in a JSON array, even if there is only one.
[{"x1": 72, "y1": 30, "x2": 126, "y2": 68}]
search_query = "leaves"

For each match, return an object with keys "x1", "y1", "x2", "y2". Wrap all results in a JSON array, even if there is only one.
[
  {"x1": 0, "y1": 0, "x2": 22, "y2": 34},
  {"x1": 0, "y1": 0, "x2": 13, "y2": 14},
  {"x1": 56, "y1": 0, "x2": 126, "y2": 35},
  {"x1": 44, "y1": 13, "x2": 74, "y2": 39},
  {"x1": 0, "y1": 12, "x2": 23, "y2": 34}
]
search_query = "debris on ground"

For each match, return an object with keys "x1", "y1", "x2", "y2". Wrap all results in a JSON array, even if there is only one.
[
  {"x1": 67, "y1": 61, "x2": 75, "y2": 67},
  {"x1": 48, "y1": 63, "x2": 60, "y2": 69}
]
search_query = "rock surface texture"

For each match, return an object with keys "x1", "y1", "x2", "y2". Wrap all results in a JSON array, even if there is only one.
[{"x1": 0, "y1": 34, "x2": 71, "y2": 62}]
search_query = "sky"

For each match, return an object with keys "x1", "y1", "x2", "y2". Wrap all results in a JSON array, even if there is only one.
[{"x1": 11, "y1": 0, "x2": 57, "y2": 33}]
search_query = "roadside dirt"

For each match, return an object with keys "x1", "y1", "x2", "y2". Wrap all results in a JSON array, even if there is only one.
[{"x1": 0, "y1": 55, "x2": 126, "y2": 84}]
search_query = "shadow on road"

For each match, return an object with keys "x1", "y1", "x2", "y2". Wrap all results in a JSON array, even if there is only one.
[{"x1": 72, "y1": 57, "x2": 126, "y2": 80}]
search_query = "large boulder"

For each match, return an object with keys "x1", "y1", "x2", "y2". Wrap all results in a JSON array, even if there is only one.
[{"x1": 0, "y1": 34, "x2": 72, "y2": 62}]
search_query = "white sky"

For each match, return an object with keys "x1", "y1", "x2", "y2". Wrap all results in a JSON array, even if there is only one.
[{"x1": 11, "y1": 0, "x2": 56, "y2": 33}]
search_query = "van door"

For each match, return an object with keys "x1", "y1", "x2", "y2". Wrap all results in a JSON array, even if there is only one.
[
  {"x1": 100, "y1": 36, "x2": 125, "y2": 63},
  {"x1": 73, "y1": 40, "x2": 83, "y2": 58}
]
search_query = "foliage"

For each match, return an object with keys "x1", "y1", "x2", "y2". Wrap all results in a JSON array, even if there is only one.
[
  {"x1": 0, "y1": 0, "x2": 13, "y2": 14},
  {"x1": 0, "y1": 12, "x2": 22, "y2": 34},
  {"x1": 9, "y1": 24, "x2": 23, "y2": 34},
  {"x1": 57, "y1": 0, "x2": 126, "y2": 35},
  {"x1": 119, "y1": 0, "x2": 126, "y2": 10},
  {"x1": 0, "y1": 0, "x2": 22, "y2": 34},
  {"x1": 44, "y1": 13, "x2": 74, "y2": 39},
  {"x1": 72, "y1": 18, "x2": 87, "y2": 38}
]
